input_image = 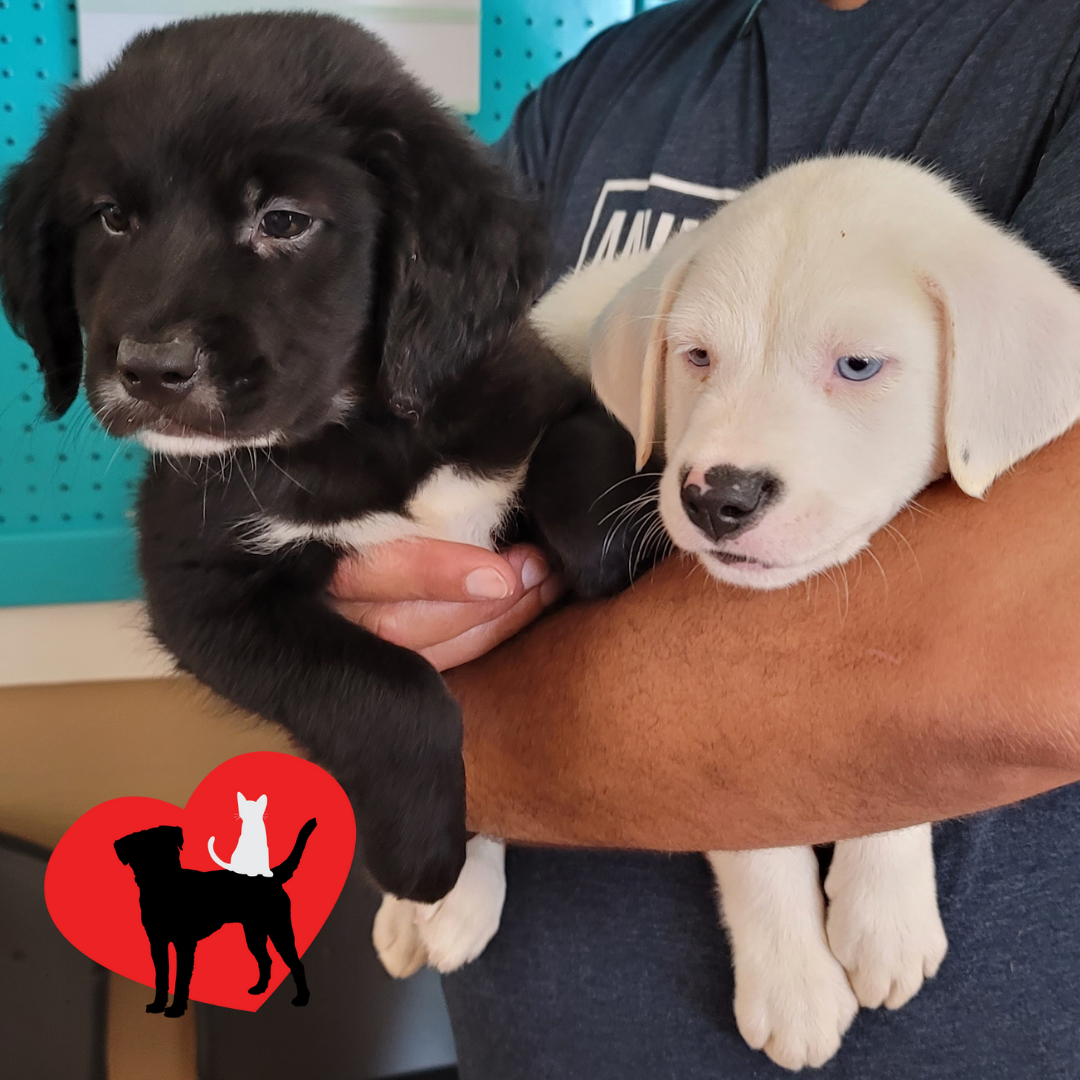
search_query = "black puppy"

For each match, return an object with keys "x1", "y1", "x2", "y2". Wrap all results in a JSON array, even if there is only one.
[
  {"x1": 0, "y1": 15, "x2": 656, "y2": 903},
  {"x1": 114, "y1": 819, "x2": 317, "y2": 1017}
]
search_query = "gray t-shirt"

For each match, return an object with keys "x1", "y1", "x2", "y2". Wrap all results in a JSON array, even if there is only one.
[
  {"x1": 444, "y1": 6, "x2": 1080, "y2": 1077},
  {"x1": 444, "y1": 6, "x2": 1080, "y2": 1076},
  {"x1": 499, "y1": 0, "x2": 1080, "y2": 282}
]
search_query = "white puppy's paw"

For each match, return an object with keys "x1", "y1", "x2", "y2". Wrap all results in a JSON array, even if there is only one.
[
  {"x1": 825, "y1": 876, "x2": 947, "y2": 1010},
  {"x1": 415, "y1": 836, "x2": 507, "y2": 974},
  {"x1": 733, "y1": 938, "x2": 859, "y2": 1071},
  {"x1": 372, "y1": 894, "x2": 428, "y2": 979},
  {"x1": 824, "y1": 827, "x2": 947, "y2": 1010}
]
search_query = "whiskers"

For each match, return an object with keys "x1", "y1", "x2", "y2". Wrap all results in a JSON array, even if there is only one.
[{"x1": 595, "y1": 476, "x2": 673, "y2": 582}]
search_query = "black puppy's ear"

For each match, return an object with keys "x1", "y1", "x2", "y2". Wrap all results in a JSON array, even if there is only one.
[
  {"x1": 167, "y1": 826, "x2": 184, "y2": 851},
  {"x1": 0, "y1": 102, "x2": 83, "y2": 417},
  {"x1": 354, "y1": 115, "x2": 548, "y2": 420}
]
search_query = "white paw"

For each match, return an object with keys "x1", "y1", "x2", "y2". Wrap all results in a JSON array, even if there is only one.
[
  {"x1": 372, "y1": 894, "x2": 428, "y2": 979},
  {"x1": 733, "y1": 937, "x2": 859, "y2": 1071},
  {"x1": 415, "y1": 836, "x2": 506, "y2": 974},
  {"x1": 825, "y1": 828, "x2": 947, "y2": 1010},
  {"x1": 825, "y1": 873, "x2": 947, "y2": 1010}
]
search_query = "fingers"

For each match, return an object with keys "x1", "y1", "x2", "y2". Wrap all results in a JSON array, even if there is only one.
[
  {"x1": 331, "y1": 595, "x2": 520, "y2": 651},
  {"x1": 330, "y1": 539, "x2": 550, "y2": 605},
  {"x1": 329, "y1": 541, "x2": 564, "y2": 662},
  {"x1": 420, "y1": 575, "x2": 567, "y2": 672}
]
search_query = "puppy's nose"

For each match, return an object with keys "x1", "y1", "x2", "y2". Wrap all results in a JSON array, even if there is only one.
[
  {"x1": 117, "y1": 336, "x2": 201, "y2": 408},
  {"x1": 680, "y1": 465, "x2": 781, "y2": 541}
]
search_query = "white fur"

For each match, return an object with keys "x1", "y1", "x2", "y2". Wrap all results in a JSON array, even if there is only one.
[
  {"x1": 373, "y1": 836, "x2": 507, "y2": 978},
  {"x1": 136, "y1": 429, "x2": 283, "y2": 457},
  {"x1": 824, "y1": 826, "x2": 947, "y2": 1011},
  {"x1": 708, "y1": 848, "x2": 858, "y2": 1070},
  {"x1": 240, "y1": 464, "x2": 523, "y2": 555},
  {"x1": 539, "y1": 155, "x2": 1080, "y2": 1070}
]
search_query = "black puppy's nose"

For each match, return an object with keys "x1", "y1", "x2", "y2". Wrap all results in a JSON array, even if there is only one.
[
  {"x1": 680, "y1": 465, "x2": 781, "y2": 541},
  {"x1": 117, "y1": 336, "x2": 201, "y2": 407}
]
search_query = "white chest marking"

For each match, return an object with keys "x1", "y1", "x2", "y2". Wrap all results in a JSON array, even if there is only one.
[{"x1": 241, "y1": 464, "x2": 522, "y2": 555}]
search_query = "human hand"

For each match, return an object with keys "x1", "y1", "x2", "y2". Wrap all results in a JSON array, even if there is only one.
[{"x1": 329, "y1": 540, "x2": 566, "y2": 671}]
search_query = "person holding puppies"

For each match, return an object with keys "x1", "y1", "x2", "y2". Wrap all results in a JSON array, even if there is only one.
[{"x1": 331, "y1": 0, "x2": 1080, "y2": 1075}]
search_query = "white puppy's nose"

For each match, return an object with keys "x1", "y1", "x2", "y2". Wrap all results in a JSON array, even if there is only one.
[{"x1": 680, "y1": 465, "x2": 781, "y2": 541}]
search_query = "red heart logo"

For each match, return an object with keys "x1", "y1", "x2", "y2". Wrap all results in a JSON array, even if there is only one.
[{"x1": 44, "y1": 751, "x2": 355, "y2": 1011}]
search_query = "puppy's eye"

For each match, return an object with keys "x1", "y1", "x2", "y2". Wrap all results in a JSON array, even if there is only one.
[
  {"x1": 259, "y1": 210, "x2": 313, "y2": 240},
  {"x1": 686, "y1": 347, "x2": 711, "y2": 369},
  {"x1": 99, "y1": 203, "x2": 131, "y2": 235},
  {"x1": 836, "y1": 355, "x2": 884, "y2": 382}
]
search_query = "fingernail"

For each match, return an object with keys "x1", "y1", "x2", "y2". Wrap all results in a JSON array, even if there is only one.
[
  {"x1": 521, "y1": 556, "x2": 547, "y2": 591},
  {"x1": 465, "y1": 567, "x2": 511, "y2": 600}
]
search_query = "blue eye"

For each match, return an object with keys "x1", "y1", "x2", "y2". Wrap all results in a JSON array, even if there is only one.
[{"x1": 836, "y1": 355, "x2": 884, "y2": 382}]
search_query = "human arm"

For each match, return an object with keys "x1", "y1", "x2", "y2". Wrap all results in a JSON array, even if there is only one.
[{"x1": 446, "y1": 424, "x2": 1080, "y2": 851}]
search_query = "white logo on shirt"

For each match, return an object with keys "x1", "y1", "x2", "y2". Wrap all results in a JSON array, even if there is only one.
[{"x1": 577, "y1": 173, "x2": 741, "y2": 268}]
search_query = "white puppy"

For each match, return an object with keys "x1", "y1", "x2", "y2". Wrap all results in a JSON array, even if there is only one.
[{"x1": 534, "y1": 154, "x2": 1080, "y2": 1070}]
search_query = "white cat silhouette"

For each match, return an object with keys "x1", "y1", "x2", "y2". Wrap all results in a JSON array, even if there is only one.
[{"x1": 208, "y1": 792, "x2": 273, "y2": 877}]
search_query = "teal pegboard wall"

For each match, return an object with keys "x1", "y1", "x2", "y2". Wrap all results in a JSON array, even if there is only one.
[
  {"x1": 0, "y1": 0, "x2": 671, "y2": 608},
  {"x1": 0, "y1": 0, "x2": 145, "y2": 607}
]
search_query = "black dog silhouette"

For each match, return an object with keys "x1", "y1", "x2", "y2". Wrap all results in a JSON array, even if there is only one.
[{"x1": 114, "y1": 818, "x2": 317, "y2": 1017}]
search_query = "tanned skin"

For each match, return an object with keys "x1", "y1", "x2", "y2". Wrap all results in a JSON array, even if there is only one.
[{"x1": 333, "y1": 425, "x2": 1080, "y2": 851}]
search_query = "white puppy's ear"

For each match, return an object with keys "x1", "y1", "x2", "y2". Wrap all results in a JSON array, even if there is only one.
[
  {"x1": 930, "y1": 221, "x2": 1080, "y2": 498},
  {"x1": 589, "y1": 231, "x2": 699, "y2": 470}
]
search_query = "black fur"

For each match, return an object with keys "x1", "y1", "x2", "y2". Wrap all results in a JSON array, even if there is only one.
[
  {"x1": 114, "y1": 819, "x2": 317, "y2": 1017},
  {"x1": 0, "y1": 14, "x2": 660, "y2": 902}
]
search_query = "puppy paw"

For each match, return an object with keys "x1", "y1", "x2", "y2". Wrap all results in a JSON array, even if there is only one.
[
  {"x1": 825, "y1": 827, "x2": 947, "y2": 1010},
  {"x1": 732, "y1": 939, "x2": 858, "y2": 1071},
  {"x1": 145, "y1": 1001, "x2": 167, "y2": 1014},
  {"x1": 415, "y1": 836, "x2": 506, "y2": 974},
  {"x1": 825, "y1": 872, "x2": 947, "y2": 1010},
  {"x1": 373, "y1": 894, "x2": 428, "y2": 979},
  {"x1": 163, "y1": 1003, "x2": 188, "y2": 1018}
]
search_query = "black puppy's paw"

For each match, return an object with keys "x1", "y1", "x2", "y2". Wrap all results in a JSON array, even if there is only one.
[
  {"x1": 292, "y1": 989, "x2": 310, "y2": 1007},
  {"x1": 248, "y1": 982, "x2": 268, "y2": 995},
  {"x1": 362, "y1": 789, "x2": 467, "y2": 903},
  {"x1": 146, "y1": 1001, "x2": 167, "y2": 1014},
  {"x1": 163, "y1": 1003, "x2": 187, "y2": 1018},
  {"x1": 525, "y1": 407, "x2": 666, "y2": 598}
]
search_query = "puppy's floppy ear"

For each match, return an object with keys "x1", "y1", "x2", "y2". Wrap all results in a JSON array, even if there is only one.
[
  {"x1": 926, "y1": 216, "x2": 1080, "y2": 498},
  {"x1": 350, "y1": 113, "x2": 547, "y2": 421},
  {"x1": 589, "y1": 230, "x2": 700, "y2": 470},
  {"x1": 167, "y1": 826, "x2": 184, "y2": 852},
  {"x1": 0, "y1": 102, "x2": 82, "y2": 417}
]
